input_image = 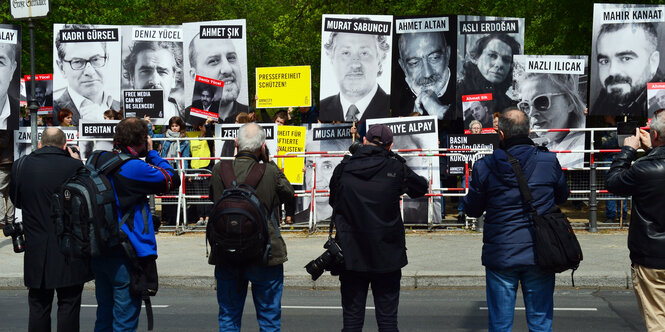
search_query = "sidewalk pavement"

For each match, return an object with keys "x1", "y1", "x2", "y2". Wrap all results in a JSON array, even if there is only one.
[{"x1": 0, "y1": 231, "x2": 631, "y2": 289}]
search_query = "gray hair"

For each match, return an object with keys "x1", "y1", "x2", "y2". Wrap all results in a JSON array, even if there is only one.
[
  {"x1": 651, "y1": 109, "x2": 665, "y2": 143},
  {"x1": 498, "y1": 109, "x2": 530, "y2": 139},
  {"x1": 469, "y1": 120, "x2": 482, "y2": 130},
  {"x1": 237, "y1": 123, "x2": 266, "y2": 152}
]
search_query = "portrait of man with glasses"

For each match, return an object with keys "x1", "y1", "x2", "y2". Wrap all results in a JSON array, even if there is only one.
[
  {"x1": 53, "y1": 24, "x2": 121, "y2": 126},
  {"x1": 513, "y1": 55, "x2": 588, "y2": 168}
]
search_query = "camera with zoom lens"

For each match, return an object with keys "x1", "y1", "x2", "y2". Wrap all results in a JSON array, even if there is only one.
[
  {"x1": 304, "y1": 237, "x2": 344, "y2": 281},
  {"x1": 3, "y1": 219, "x2": 25, "y2": 253}
]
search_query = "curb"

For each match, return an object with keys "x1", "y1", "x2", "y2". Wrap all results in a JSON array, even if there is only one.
[{"x1": 0, "y1": 274, "x2": 632, "y2": 290}]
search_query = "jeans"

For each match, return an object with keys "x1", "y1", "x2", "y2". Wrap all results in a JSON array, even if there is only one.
[
  {"x1": 91, "y1": 254, "x2": 142, "y2": 332},
  {"x1": 28, "y1": 284, "x2": 84, "y2": 332},
  {"x1": 485, "y1": 266, "x2": 554, "y2": 332},
  {"x1": 215, "y1": 264, "x2": 284, "y2": 332},
  {"x1": 339, "y1": 270, "x2": 401, "y2": 332},
  {"x1": 606, "y1": 199, "x2": 628, "y2": 220}
]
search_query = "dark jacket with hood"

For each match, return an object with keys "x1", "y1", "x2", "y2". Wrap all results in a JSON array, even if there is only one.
[
  {"x1": 463, "y1": 136, "x2": 569, "y2": 270},
  {"x1": 329, "y1": 145, "x2": 428, "y2": 273},
  {"x1": 606, "y1": 145, "x2": 665, "y2": 269}
]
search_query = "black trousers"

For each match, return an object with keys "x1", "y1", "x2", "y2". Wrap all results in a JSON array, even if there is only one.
[
  {"x1": 339, "y1": 269, "x2": 401, "y2": 332},
  {"x1": 28, "y1": 284, "x2": 84, "y2": 332}
]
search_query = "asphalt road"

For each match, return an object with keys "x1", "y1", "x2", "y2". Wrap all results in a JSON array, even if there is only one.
[{"x1": 0, "y1": 287, "x2": 645, "y2": 331}]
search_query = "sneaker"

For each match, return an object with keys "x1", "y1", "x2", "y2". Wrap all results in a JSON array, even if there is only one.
[
  {"x1": 457, "y1": 213, "x2": 466, "y2": 223},
  {"x1": 196, "y1": 219, "x2": 206, "y2": 226}
]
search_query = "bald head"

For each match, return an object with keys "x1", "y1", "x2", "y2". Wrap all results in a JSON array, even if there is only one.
[
  {"x1": 39, "y1": 128, "x2": 67, "y2": 149},
  {"x1": 237, "y1": 123, "x2": 266, "y2": 153},
  {"x1": 498, "y1": 109, "x2": 530, "y2": 139}
]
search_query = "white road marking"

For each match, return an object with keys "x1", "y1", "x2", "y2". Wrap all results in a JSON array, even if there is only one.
[
  {"x1": 81, "y1": 304, "x2": 170, "y2": 308},
  {"x1": 282, "y1": 305, "x2": 375, "y2": 310},
  {"x1": 479, "y1": 307, "x2": 597, "y2": 311}
]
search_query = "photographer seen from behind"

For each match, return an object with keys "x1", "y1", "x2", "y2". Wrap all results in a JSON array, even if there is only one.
[
  {"x1": 9, "y1": 128, "x2": 92, "y2": 332},
  {"x1": 606, "y1": 109, "x2": 665, "y2": 331},
  {"x1": 209, "y1": 122, "x2": 294, "y2": 331},
  {"x1": 328, "y1": 124, "x2": 428, "y2": 331}
]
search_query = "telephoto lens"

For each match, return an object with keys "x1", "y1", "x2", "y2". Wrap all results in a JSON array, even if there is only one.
[
  {"x1": 3, "y1": 221, "x2": 25, "y2": 253},
  {"x1": 305, "y1": 251, "x2": 333, "y2": 281}
]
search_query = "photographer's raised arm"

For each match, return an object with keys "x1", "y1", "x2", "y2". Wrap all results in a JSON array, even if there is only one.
[{"x1": 402, "y1": 163, "x2": 428, "y2": 199}]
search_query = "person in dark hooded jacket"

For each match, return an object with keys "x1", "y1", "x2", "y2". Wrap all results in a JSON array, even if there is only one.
[
  {"x1": 463, "y1": 109, "x2": 569, "y2": 332},
  {"x1": 329, "y1": 124, "x2": 428, "y2": 332}
]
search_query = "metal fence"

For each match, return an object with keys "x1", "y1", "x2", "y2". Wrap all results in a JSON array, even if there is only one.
[{"x1": 75, "y1": 126, "x2": 635, "y2": 234}]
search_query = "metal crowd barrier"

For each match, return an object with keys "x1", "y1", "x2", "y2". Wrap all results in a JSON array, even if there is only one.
[{"x1": 73, "y1": 126, "x2": 638, "y2": 233}]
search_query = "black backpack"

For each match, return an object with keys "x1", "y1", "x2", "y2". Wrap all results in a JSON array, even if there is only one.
[
  {"x1": 207, "y1": 161, "x2": 271, "y2": 266},
  {"x1": 51, "y1": 151, "x2": 134, "y2": 259}
]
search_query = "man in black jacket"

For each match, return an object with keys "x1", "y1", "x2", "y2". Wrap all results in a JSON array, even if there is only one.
[
  {"x1": 9, "y1": 128, "x2": 92, "y2": 332},
  {"x1": 606, "y1": 109, "x2": 665, "y2": 331},
  {"x1": 329, "y1": 124, "x2": 428, "y2": 331}
]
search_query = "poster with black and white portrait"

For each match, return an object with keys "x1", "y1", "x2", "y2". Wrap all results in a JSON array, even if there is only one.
[
  {"x1": 647, "y1": 82, "x2": 665, "y2": 119},
  {"x1": 319, "y1": 14, "x2": 393, "y2": 122},
  {"x1": 183, "y1": 20, "x2": 248, "y2": 125},
  {"x1": 214, "y1": 123, "x2": 277, "y2": 159},
  {"x1": 190, "y1": 75, "x2": 224, "y2": 120},
  {"x1": 295, "y1": 123, "x2": 354, "y2": 223},
  {"x1": 456, "y1": 16, "x2": 525, "y2": 119},
  {"x1": 590, "y1": 4, "x2": 665, "y2": 117},
  {"x1": 392, "y1": 16, "x2": 457, "y2": 121},
  {"x1": 121, "y1": 25, "x2": 184, "y2": 124},
  {"x1": 366, "y1": 116, "x2": 440, "y2": 224},
  {"x1": 0, "y1": 25, "x2": 21, "y2": 131},
  {"x1": 78, "y1": 120, "x2": 120, "y2": 159},
  {"x1": 53, "y1": 24, "x2": 122, "y2": 126},
  {"x1": 24, "y1": 74, "x2": 53, "y2": 116},
  {"x1": 512, "y1": 55, "x2": 588, "y2": 169}
]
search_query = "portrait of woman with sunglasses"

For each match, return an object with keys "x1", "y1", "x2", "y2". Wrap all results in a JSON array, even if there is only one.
[{"x1": 514, "y1": 72, "x2": 587, "y2": 168}]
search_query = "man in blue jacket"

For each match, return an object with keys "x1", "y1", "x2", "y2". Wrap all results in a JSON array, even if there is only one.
[
  {"x1": 463, "y1": 109, "x2": 569, "y2": 332},
  {"x1": 90, "y1": 117, "x2": 180, "y2": 331}
]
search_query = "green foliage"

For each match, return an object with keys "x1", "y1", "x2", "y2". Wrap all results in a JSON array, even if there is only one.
[{"x1": 3, "y1": 0, "x2": 663, "y2": 101}]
